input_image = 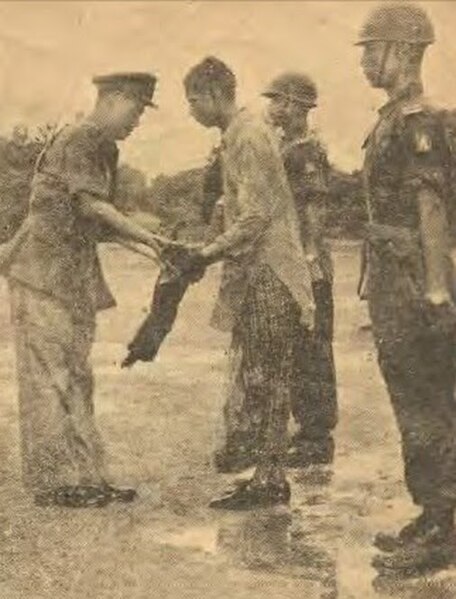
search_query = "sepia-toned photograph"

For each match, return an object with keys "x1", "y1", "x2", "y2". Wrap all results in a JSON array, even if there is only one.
[{"x1": 1, "y1": 1, "x2": 456, "y2": 597}]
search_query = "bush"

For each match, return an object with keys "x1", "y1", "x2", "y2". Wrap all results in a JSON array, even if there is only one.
[
  {"x1": 0, "y1": 120, "x2": 367, "y2": 241},
  {"x1": 139, "y1": 168, "x2": 206, "y2": 241},
  {"x1": 124, "y1": 164, "x2": 368, "y2": 241},
  {"x1": 327, "y1": 168, "x2": 366, "y2": 239}
]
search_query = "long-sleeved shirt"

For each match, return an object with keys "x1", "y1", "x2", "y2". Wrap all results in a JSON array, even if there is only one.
[{"x1": 209, "y1": 109, "x2": 315, "y2": 331}]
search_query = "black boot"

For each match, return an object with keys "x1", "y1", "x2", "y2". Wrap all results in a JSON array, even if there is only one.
[
  {"x1": 374, "y1": 511, "x2": 432, "y2": 553},
  {"x1": 209, "y1": 479, "x2": 291, "y2": 510},
  {"x1": 373, "y1": 508, "x2": 456, "y2": 575}
]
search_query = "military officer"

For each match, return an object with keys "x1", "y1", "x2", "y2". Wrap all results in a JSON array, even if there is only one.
[
  {"x1": 263, "y1": 72, "x2": 338, "y2": 468},
  {"x1": 6, "y1": 72, "x2": 163, "y2": 508},
  {"x1": 357, "y1": 2, "x2": 456, "y2": 573}
]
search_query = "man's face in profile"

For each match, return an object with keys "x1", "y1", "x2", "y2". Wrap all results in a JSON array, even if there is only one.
[
  {"x1": 186, "y1": 88, "x2": 218, "y2": 128},
  {"x1": 107, "y1": 93, "x2": 147, "y2": 140}
]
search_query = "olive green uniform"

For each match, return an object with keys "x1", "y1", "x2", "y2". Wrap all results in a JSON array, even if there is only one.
[
  {"x1": 281, "y1": 135, "x2": 337, "y2": 442},
  {"x1": 363, "y1": 84, "x2": 456, "y2": 510},
  {"x1": 7, "y1": 120, "x2": 117, "y2": 494}
]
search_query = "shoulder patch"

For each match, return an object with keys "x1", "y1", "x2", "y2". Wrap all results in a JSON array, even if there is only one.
[
  {"x1": 413, "y1": 130, "x2": 433, "y2": 153},
  {"x1": 403, "y1": 106, "x2": 440, "y2": 155},
  {"x1": 304, "y1": 161, "x2": 318, "y2": 174}
]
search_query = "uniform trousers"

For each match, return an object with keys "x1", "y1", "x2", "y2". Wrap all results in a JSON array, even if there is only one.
[
  {"x1": 291, "y1": 280, "x2": 338, "y2": 440},
  {"x1": 9, "y1": 282, "x2": 106, "y2": 494},
  {"x1": 368, "y1": 247, "x2": 456, "y2": 509}
]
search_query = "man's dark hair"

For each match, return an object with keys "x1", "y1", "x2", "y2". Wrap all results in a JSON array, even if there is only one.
[{"x1": 184, "y1": 56, "x2": 236, "y2": 100}]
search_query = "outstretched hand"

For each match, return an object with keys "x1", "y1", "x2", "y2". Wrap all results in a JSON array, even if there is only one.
[{"x1": 159, "y1": 242, "x2": 208, "y2": 283}]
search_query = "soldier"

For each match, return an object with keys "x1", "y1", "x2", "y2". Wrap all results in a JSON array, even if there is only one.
[
  {"x1": 263, "y1": 73, "x2": 338, "y2": 468},
  {"x1": 5, "y1": 73, "x2": 163, "y2": 508},
  {"x1": 357, "y1": 3, "x2": 456, "y2": 573},
  {"x1": 181, "y1": 56, "x2": 315, "y2": 509}
]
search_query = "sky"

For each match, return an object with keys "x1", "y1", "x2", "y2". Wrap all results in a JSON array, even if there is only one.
[{"x1": 0, "y1": 1, "x2": 455, "y2": 177}]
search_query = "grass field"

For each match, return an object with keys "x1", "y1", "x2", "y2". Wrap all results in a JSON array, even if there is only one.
[{"x1": 0, "y1": 243, "x2": 455, "y2": 598}]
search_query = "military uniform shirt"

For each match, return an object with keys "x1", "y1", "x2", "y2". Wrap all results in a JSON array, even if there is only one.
[
  {"x1": 363, "y1": 84, "x2": 448, "y2": 230},
  {"x1": 281, "y1": 134, "x2": 333, "y2": 281},
  {"x1": 8, "y1": 120, "x2": 117, "y2": 318}
]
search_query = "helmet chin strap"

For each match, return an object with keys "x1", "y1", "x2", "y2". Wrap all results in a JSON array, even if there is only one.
[{"x1": 375, "y1": 41, "x2": 392, "y2": 88}]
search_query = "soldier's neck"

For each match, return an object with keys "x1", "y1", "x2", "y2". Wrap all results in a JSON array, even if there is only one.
[
  {"x1": 87, "y1": 107, "x2": 118, "y2": 141},
  {"x1": 385, "y1": 74, "x2": 423, "y2": 102}
]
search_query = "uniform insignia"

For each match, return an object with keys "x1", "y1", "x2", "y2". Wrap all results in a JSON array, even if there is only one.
[{"x1": 414, "y1": 131, "x2": 432, "y2": 153}]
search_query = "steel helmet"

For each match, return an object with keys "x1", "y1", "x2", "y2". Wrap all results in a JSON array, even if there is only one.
[
  {"x1": 262, "y1": 72, "x2": 318, "y2": 108},
  {"x1": 356, "y1": 2, "x2": 435, "y2": 46}
]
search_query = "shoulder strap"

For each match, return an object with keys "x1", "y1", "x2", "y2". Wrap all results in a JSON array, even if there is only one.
[{"x1": 33, "y1": 125, "x2": 67, "y2": 176}]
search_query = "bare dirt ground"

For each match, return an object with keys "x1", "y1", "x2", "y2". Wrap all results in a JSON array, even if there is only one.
[{"x1": 1, "y1": 243, "x2": 456, "y2": 598}]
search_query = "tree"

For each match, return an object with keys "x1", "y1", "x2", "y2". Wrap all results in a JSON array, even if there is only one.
[
  {"x1": 115, "y1": 164, "x2": 148, "y2": 211},
  {"x1": 143, "y1": 168, "x2": 205, "y2": 240}
]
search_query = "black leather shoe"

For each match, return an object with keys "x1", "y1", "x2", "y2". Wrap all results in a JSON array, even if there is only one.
[
  {"x1": 209, "y1": 479, "x2": 291, "y2": 510},
  {"x1": 373, "y1": 513, "x2": 430, "y2": 553},
  {"x1": 372, "y1": 525, "x2": 456, "y2": 576}
]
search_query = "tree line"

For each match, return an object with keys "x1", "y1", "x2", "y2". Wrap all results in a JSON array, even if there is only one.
[
  {"x1": 118, "y1": 162, "x2": 366, "y2": 241},
  {"x1": 0, "y1": 125, "x2": 366, "y2": 242}
]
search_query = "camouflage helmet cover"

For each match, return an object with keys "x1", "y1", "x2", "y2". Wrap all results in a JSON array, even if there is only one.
[
  {"x1": 356, "y1": 2, "x2": 435, "y2": 46},
  {"x1": 262, "y1": 72, "x2": 318, "y2": 108}
]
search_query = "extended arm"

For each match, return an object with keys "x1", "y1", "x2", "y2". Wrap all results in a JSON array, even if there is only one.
[
  {"x1": 78, "y1": 193, "x2": 163, "y2": 255},
  {"x1": 418, "y1": 186, "x2": 452, "y2": 304}
]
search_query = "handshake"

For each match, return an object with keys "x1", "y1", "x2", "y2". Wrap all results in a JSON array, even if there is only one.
[
  {"x1": 159, "y1": 241, "x2": 211, "y2": 283},
  {"x1": 120, "y1": 241, "x2": 215, "y2": 369}
]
